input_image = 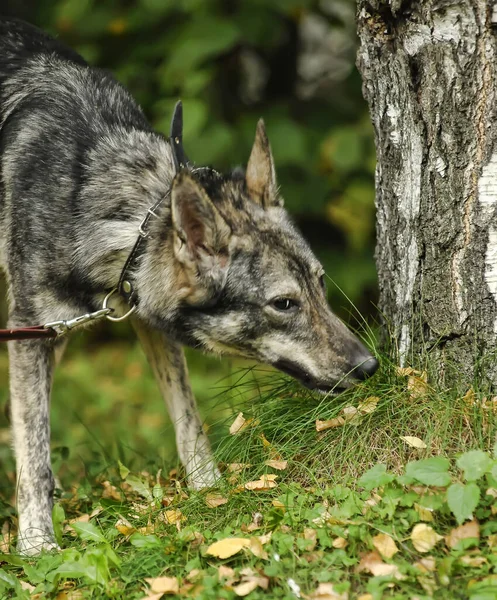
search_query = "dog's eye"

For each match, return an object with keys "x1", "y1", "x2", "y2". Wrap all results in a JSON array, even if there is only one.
[{"x1": 271, "y1": 298, "x2": 299, "y2": 312}]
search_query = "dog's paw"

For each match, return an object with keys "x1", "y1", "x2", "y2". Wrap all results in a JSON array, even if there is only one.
[
  {"x1": 17, "y1": 530, "x2": 60, "y2": 556},
  {"x1": 188, "y1": 466, "x2": 222, "y2": 490}
]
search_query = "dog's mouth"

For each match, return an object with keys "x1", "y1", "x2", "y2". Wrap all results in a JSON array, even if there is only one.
[{"x1": 273, "y1": 359, "x2": 349, "y2": 395}]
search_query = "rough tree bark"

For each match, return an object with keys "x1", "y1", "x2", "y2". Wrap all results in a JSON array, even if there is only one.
[{"x1": 357, "y1": 1, "x2": 497, "y2": 386}]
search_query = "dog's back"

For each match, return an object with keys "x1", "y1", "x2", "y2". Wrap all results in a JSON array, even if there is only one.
[{"x1": 0, "y1": 18, "x2": 158, "y2": 309}]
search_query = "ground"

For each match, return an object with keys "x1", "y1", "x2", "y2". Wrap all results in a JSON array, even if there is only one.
[{"x1": 1, "y1": 330, "x2": 497, "y2": 599}]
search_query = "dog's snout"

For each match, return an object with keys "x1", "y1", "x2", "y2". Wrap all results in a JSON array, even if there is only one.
[{"x1": 352, "y1": 355, "x2": 379, "y2": 381}]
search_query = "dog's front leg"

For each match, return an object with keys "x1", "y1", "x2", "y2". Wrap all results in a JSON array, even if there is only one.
[
  {"x1": 8, "y1": 337, "x2": 57, "y2": 555},
  {"x1": 133, "y1": 320, "x2": 220, "y2": 489}
]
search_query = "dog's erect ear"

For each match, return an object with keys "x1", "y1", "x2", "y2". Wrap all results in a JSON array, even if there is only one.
[
  {"x1": 171, "y1": 172, "x2": 231, "y2": 264},
  {"x1": 246, "y1": 119, "x2": 282, "y2": 209}
]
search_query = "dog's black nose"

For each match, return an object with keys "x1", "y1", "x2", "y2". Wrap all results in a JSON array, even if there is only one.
[{"x1": 352, "y1": 356, "x2": 379, "y2": 380}]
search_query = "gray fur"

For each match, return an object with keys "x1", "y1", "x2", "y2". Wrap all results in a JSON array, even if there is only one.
[{"x1": 0, "y1": 18, "x2": 377, "y2": 555}]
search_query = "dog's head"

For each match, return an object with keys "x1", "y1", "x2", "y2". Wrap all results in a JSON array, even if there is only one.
[{"x1": 139, "y1": 120, "x2": 378, "y2": 392}]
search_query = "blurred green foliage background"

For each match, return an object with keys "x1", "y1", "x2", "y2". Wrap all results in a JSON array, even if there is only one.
[{"x1": 0, "y1": 0, "x2": 377, "y2": 494}]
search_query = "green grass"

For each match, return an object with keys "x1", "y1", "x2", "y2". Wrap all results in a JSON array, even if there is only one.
[{"x1": 1, "y1": 336, "x2": 497, "y2": 599}]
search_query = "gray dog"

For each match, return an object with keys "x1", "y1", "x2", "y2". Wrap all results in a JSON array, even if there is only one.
[{"x1": 0, "y1": 18, "x2": 378, "y2": 554}]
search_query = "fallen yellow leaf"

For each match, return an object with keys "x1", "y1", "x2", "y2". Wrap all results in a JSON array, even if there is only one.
[
  {"x1": 316, "y1": 417, "x2": 345, "y2": 431},
  {"x1": 244, "y1": 474, "x2": 278, "y2": 491},
  {"x1": 227, "y1": 463, "x2": 251, "y2": 473},
  {"x1": 396, "y1": 366, "x2": 421, "y2": 377},
  {"x1": 248, "y1": 537, "x2": 268, "y2": 559},
  {"x1": 264, "y1": 460, "x2": 288, "y2": 470},
  {"x1": 309, "y1": 582, "x2": 348, "y2": 599},
  {"x1": 272, "y1": 499, "x2": 285, "y2": 510},
  {"x1": 356, "y1": 551, "x2": 404, "y2": 580},
  {"x1": 459, "y1": 555, "x2": 487, "y2": 567},
  {"x1": 217, "y1": 565, "x2": 235, "y2": 579},
  {"x1": 233, "y1": 580, "x2": 259, "y2": 597},
  {"x1": 332, "y1": 537, "x2": 347, "y2": 549},
  {"x1": 414, "y1": 503, "x2": 434, "y2": 522},
  {"x1": 413, "y1": 556, "x2": 436, "y2": 572},
  {"x1": 408, "y1": 373, "x2": 429, "y2": 398},
  {"x1": 205, "y1": 493, "x2": 228, "y2": 508},
  {"x1": 411, "y1": 524, "x2": 443, "y2": 553},
  {"x1": 372, "y1": 533, "x2": 398, "y2": 559},
  {"x1": 400, "y1": 436, "x2": 427, "y2": 449},
  {"x1": 303, "y1": 528, "x2": 318, "y2": 551},
  {"x1": 342, "y1": 405, "x2": 360, "y2": 423},
  {"x1": 445, "y1": 520, "x2": 480, "y2": 549},
  {"x1": 115, "y1": 517, "x2": 136, "y2": 536},
  {"x1": 101, "y1": 480, "x2": 122, "y2": 501},
  {"x1": 229, "y1": 413, "x2": 247, "y2": 435},
  {"x1": 144, "y1": 576, "x2": 179, "y2": 595},
  {"x1": 358, "y1": 396, "x2": 380, "y2": 414},
  {"x1": 162, "y1": 509, "x2": 184, "y2": 524},
  {"x1": 206, "y1": 537, "x2": 251, "y2": 559}
]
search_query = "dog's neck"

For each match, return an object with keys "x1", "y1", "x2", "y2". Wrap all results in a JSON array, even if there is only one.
[{"x1": 74, "y1": 127, "x2": 176, "y2": 297}]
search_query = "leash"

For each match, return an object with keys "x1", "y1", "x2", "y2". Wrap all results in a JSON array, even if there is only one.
[{"x1": 0, "y1": 101, "x2": 189, "y2": 342}]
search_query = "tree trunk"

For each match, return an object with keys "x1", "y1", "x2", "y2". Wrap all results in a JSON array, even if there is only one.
[{"x1": 357, "y1": 1, "x2": 497, "y2": 386}]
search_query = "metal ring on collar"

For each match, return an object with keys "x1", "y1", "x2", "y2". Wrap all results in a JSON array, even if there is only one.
[{"x1": 102, "y1": 288, "x2": 137, "y2": 322}]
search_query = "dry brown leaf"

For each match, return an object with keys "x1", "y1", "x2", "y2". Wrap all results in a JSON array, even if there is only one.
[
  {"x1": 396, "y1": 366, "x2": 419, "y2": 377},
  {"x1": 258, "y1": 533, "x2": 272, "y2": 547},
  {"x1": 445, "y1": 520, "x2": 480, "y2": 549},
  {"x1": 309, "y1": 582, "x2": 348, "y2": 599},
  {"x1": 20, "y1": 581, "x2": 36, "y2": 592},
  {"x1": 161, "y1": 509, "x2": 185, "y2": 525},
  {"x1": 187, "y1": 569, "x2": 203, "y2": 582},
  {"x1": 411, "y1": 524, "x2": 443, "y2": 553},
  {"x1": 101, "y1": 480, "x2": 122, "y2": 501},
  {"x1": 299, "y1": 528, "x2": 316, "y2": 551},
  {"x1": 248, "y1": 537, "x2": 268, "y2": 559},
  {"x1": 356, "y1": 551, "x2": 404, "y2": 580},
  {"x1": 414, "y1": 556, "x2": 437, "y2": 572},
  {"x1": 408, "y1": 373, "x2": 429, "y2": 398},
  {"x1": 342, "y1": 406, "x2": 360, "y2": 423},
  {"x1": 244, "y1": 474, "x2": 278, "y2": 491},
  {"x1": 259, "y1": 434, "x2": 282, "y2": 460},
  {"x1": 272, "y1": 499, "x2": 285, "y2": 510},
  {"x1": 459, "y1": 555, "x2": 487, "y2": 567},
  {"x1": 357, "y1": 595, "x2": 373, "y2": 600},
  {"x1": 144, "y1": 576, "x2": 179, "y2": 594},
  {"x1": 206, "y1": 537, "x2": 251, "y2": 559},
  {"x1": 232, "y1": 580, "x2": 259, "y2": 597},
  {"x1": 0, "y1": 521, "x2": 12, "y2": 553},
  {"x1": 400, "y1": 436, "x2": 427, "y2": 449},
  {"x1": 358, "y1": 396, "x2": 380, "y2": 414},
  {"x1": 372, "y1": 533, "x2": 398, "y2": 559},
  {"x1": 332, "y1": 537, "x2": 347, "y2": 549},
  {"x1": 115, "y1": 517, "x2": 136, "y2": 536},
  {"x1": 229, "y1": 412, "x2": 247, "y2": 435},
  {"x1": 205, "y1": 493, "x2": 228, "y2": 508},
  {"x1": 264, "y1": 460, "x2": 288, "y2": 470},
  {"x1": 462, "y1": 388, "x2": 476, "y2": 406},
  {"x1": 232, "y1": 573, "x2": 269, "y2": 597},
  {"x1": 217, "y1": 565, "x2": 235, "y2": 579},
  {"x1": 316, "y1": 417, "x2": 345, "y2": 431},
  {"x1": 486, "y1": 488, "x2": 497, "y2": 498},
  {"x1": 414, "y1": 503, "x2": 434, "y2": 522},
  {"x1": 227, "y1": 463, "x2": 251, "y2": 473}
]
